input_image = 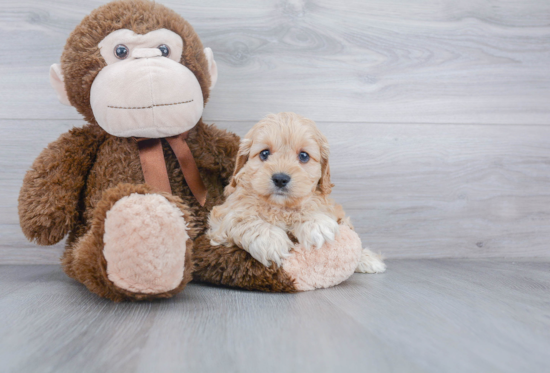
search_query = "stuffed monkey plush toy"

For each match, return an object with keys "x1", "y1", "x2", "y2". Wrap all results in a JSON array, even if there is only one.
[
  {"x1": 19, "y1": 0, "x2": 239, "y2": 301},
  {"x1": 19, "y1": 0, "x2": 379, "y2": 302}
]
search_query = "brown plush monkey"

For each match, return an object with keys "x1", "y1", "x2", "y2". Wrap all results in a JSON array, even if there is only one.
[{"x1": 18, "y1": 0, "x2": 244, "y2": 301}]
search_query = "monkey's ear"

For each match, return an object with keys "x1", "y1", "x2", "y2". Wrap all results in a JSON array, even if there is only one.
[
  {"x1": 203, "y1": 48, "x2": 218, "y2": 91},
  {"x1": 49, "y1": 64, "x2": 71, "y2": 106}
]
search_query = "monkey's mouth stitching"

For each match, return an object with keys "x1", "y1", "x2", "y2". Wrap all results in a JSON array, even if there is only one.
[{"x1": 107, "y1": 99, "x2": 193, "y2": 110}]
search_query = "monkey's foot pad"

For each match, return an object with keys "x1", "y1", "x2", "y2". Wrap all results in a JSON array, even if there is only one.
[{"x1": 103, "y1": 193, "x2": 189, "y2": 294}]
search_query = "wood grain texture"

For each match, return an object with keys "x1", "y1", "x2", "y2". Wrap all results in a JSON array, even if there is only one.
[
  {"x1": 0, "y1": 260, "x2": 549, "y2": 373},
  {"x1": 2, "y1": 119, "x2": 549, "y2": 262},
  {"x1": 0, "y1": 0, "x2": 549, "y2": 124},
  {"x1": 1, "y1": 0, "x2": 550, "y2": 262}
]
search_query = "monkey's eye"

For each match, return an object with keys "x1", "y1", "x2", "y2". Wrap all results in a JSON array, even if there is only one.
[
  {"x1": 259, "y1": 149, "x2": 270, "y2": 161},
  {"x1": 299, "y1": 151, "x2": 310, "y2": 163},
  {"x1": 114, "y1": 44, "x2": 129, "y2": 59},
  {"x1": 158, "y1": 44, "x2": 170, "y2": 57}
]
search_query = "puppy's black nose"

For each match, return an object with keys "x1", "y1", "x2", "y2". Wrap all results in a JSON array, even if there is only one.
[{"x1": 272, "y1": 173, "x2": 291, "y2": 188}]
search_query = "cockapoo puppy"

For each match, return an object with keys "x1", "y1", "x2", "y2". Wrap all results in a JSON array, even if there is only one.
[{"x1": 208, "y1": 112, "x2": 386, "y2": 274}]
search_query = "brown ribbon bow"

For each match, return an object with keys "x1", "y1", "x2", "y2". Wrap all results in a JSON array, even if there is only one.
[{"x1": 134, "y1": 131, "x2": 207, "y2": 206}]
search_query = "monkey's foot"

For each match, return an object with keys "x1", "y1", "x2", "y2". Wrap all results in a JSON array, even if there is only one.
[
  {"x1": 103, "y1": 193, "x2": 190, "y2": 294},
  {"x1": 283, "y1": 225, "x2": 363, "y2": 291}
]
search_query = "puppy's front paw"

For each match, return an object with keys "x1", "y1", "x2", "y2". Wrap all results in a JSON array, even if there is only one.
[
  {"x1": 246, "y1": 227, "x2": 294, "y2": 267},
  {"x1": 355, "y1": 248, "x2": 386, "y2": 274},
  {"x1": 293, "y1": 214, "x2": 340, "y2": 250}
]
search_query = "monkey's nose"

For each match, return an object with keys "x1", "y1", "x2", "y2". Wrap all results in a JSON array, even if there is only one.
[
  {"x1": 131, "y1": 48, "x2": 162, "y2": 59},
  {"x1": 272, "y1": 173, "x2": 291, "y2": 188}
]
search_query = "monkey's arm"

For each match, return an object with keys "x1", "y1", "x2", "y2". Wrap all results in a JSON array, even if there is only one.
[
  {"x1": 192, "y1": 121, "x2": 240, "y2": 185},
  {"x1": 18, "y1": 124, "x2": 107, "y2": 245}
]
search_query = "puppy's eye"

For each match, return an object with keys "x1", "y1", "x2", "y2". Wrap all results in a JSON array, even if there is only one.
[
  {"x1": 158, "y1": 44, "x2": 170, "y2": 57},
  {"x1": 114, "y1": 44, "x2": 129, "y2": 59},
  {"x1": 299, "y1": 151, "x2": 310, "y2": 163},
  {"x1": 259, "y1": 149, "x2": 270, "y2": 161}
]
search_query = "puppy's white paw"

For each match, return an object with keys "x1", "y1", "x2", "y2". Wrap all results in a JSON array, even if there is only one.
[
  {"x1": 355, "y1": 248, "x2": 386, "y2": 274},
  {"x1": 245, "y1": 226, "x2": 294, "y2": 267},
  {"x1": 293, "y1": 214, "x2": 340, "y2": 250}
]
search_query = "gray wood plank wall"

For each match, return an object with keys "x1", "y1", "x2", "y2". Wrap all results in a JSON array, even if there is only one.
[{"x1": 1, "y1": 0, "x2": 549, "y2": 263}]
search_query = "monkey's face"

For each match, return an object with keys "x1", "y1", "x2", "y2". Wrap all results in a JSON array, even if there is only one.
[
  {"x1": 88, "y1": 29, "x2": 209, "y2": 138},
  {"x1": 50, "y1": 3, "x2": 219, "y2": 138}
]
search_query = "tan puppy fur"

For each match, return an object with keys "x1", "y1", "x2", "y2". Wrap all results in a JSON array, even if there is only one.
[{"x1": 208, "y1": 112, "x2": 386, "y2": 273}]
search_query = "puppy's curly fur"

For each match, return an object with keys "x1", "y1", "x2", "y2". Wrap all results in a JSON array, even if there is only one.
[{"x1": 208, "y1": 112, "x2": 386, "y2": 274}]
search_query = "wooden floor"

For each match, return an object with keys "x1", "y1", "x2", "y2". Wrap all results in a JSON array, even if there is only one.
[{"x1": 1, "y1": 259, "x2": 549, "y2": 373}]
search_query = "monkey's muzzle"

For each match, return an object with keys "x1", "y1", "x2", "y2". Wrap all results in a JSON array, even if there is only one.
[{"x1": 90, "y1": 54, "x2": 204, "y2": 138}]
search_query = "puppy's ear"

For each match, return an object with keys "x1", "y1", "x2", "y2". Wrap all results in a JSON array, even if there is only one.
[
  {"x1": 317, "y1": 134, "x2": 334, "y2": 196},
  {"x1": 226, "y1": 138, "x2": 252, "y2": 196},
  {"x1": 318, "y1": 156, "x2": 334, "y2": 195}
]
